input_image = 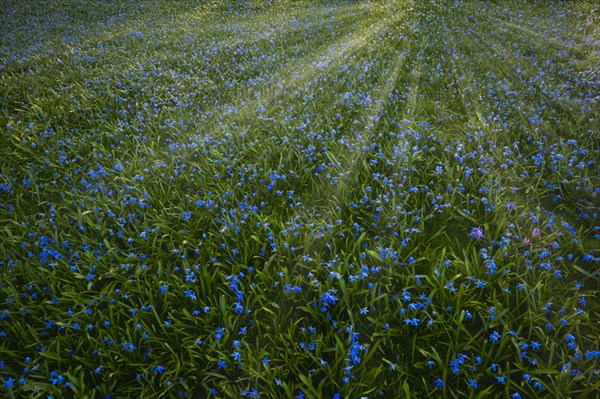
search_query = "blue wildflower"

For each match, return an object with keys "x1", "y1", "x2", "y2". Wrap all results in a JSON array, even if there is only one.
[{"x1": 489, "y1": 330, "x2": 501, "y2": 343}]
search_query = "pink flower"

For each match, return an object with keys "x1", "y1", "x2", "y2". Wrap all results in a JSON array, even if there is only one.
[{"x1": 532, "y1": 228, "x2": 541, "y2": 238}]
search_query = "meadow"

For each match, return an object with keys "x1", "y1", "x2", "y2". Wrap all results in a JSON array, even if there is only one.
[{"x1": 1, "y1": 0, "x2": 599, "y2": 397}]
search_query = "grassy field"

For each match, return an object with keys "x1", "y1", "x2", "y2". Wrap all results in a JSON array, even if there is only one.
[{"x1": 1, "y1": 0, "x2": 599, "y2": 397}]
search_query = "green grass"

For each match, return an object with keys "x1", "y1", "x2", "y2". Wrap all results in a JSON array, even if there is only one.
[{"x1": 1, "y1": 0, "x2": 599, "y2": 397}]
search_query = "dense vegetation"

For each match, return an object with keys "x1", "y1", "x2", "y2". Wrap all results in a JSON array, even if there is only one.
[{"x1": 1, "y1": 0, "x2": 599, "y2": 397}]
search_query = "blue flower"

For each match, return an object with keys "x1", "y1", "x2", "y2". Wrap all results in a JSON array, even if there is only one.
[
  {"x1": 489, "y1": 330, "x2": 501, "y2": 343},
  {"x1": 217, "y1": 360, "x2": 228, "y2": 369},
  {"x1": 320, "y1": 289, "x2": 339, "y2": 308},
  {"x1": 160, "y1": 284, "x2": 168, "y2": 295},
  {"x1": 181, "y1": 211, "x2": 192, "y2": 221}
]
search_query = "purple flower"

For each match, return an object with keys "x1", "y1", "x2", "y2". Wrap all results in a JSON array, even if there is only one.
[{"x1": 469, "y1": 227, "x2": 486, "y2": 239}]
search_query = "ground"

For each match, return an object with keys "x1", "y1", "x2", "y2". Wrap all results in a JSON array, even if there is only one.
[{"x1": 0, "y1": 0, "x2": 599, "y2": 397}]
